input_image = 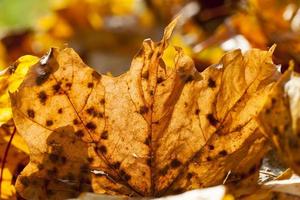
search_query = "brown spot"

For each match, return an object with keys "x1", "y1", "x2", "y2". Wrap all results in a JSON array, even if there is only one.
[
  {"x1": 157, "y1": 77, "x2": 164, "y2": 84},
  {"x1": 206, "y1": 156, "x2": 212, "y2": 161},
  {"x1": 75, "y1": 130, "x2": 84, "y2": 137},
  {"x1": 87, "y1": 82, "x2": 94, "y2": 88},
  {"x1": 86, "y1": 122, "x2": 96, "y2": 130},
  {"x1": 170, "y1": 159, "x2": 181, "y2": 168},
  {"x1": 101, "y1": 131, "x2": 108, "y2": 139},
  {"x1": 46, "y1": 120, "x2": 53, "y2": 126},
  {"x1": 149, "y1": 90, "x2": 154, "y2": 96},
  {"x1": 97, "y1": 145, "x2": 107, "y2": 154},
  {"x1": 52, "y1": 82, "x2": 61, "y2": 93},
  {"x1": 208, "y1": 77, "x2": 216, "y2": 88},
  {"x1": 66, "y1": 82, "x2": 72, "y2": 88},
  {"x1": 92, "y1": 71, "x2": 101, "y2": 80},
  {"x1": 38, "y1": 91, "x2": 47, "y2": 104},
  {"x1": 86, "y1": 107, "x2": 96, "y2": 116},
  {"x1": 207, "y1": 114, "x2": 218, "y2": 126},
  {"x1": 27, "y1": 109, "x2": 35, "y2": 118},
  {"x1": 219, "y1": 150, "x2": 228, "y2": 157},
  {"x1": 195, "y1": 109, "x2": 200, "y2": 115},
  {"x1": 142, "y1": 71, "x2": 149, "y2": 79},
  {"x1": 139, "y1": 106, "x2": 149, "y2": 114},
  {"x1": 73, "y1": 119, "x2": 79, "y2": 125},
  {"x1": 57, "y1": 108, "x2": 63, "y2": 114},
  {"x1": 112, "y1": 161, "x2": 121, "y2": 169},
  {"x1": 208, "y1": 145, "x2": 214, "y2": 150},
  {"x1": 120, "y1": 169, "x2": 131, "y2": 181},
  {"x1": 100, "y1": 99, "x2": 105, "y2": 104}
]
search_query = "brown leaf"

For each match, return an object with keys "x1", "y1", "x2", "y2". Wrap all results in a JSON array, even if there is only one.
[
  {"x1": 11, "y1": 19, "x2": 280, "y2": 199},
  {"x1": 258, "y1": 68, "x2": 300, "y2": 175}
]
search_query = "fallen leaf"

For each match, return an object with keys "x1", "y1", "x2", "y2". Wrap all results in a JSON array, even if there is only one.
[
  {"x1": 258, "y1": 68, "x2": 300, "y2": 176},
  {"x1": 11, "y1": 19, "x2": 280, "y2": 199}
]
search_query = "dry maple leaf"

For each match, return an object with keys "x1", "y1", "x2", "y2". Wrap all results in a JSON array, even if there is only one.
[
  {"x1": 10, "y1": 19, "x2": 280, "y2": 199},
  {"x1": 258, "y1": 68, "x2": 300, "y2": 176}
]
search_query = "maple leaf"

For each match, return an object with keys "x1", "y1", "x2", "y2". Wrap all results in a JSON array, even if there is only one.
[
  {"x1": 258, "y1": 68, "x2": 300, "y2": 176},
  {"x1": 10, "y1": 19, "x2": 280, "y2": 199}
]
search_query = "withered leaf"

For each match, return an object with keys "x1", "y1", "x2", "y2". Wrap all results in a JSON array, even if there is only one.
[
  {"x1": 11, "y1": 19, "x2": 280, "y2": 199},
  {"x1": 258, "y1": 68, "x2": 300, "y2": 175}
]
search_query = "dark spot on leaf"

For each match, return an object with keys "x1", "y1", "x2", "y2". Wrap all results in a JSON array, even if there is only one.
[
  {"x1": 86, "y1": 122, "x2": 96, "y2": 130},
  {"x1": 73, "y1": 119, "x2": 79, "y2": 125},
  {"x1": 97, "y1": 145, "x2": 107, "y2": 154},
  {"x1": 38, "y1": 91, "x2": 47, "y2": 104},
  {"x1": 149, "y1": 90, "x2": 154, "y2": 96},
  {"x1": 207, "y1": 114, "x2": 218, "y2": 126},
  {"x1": 75, "y1": 130, "x2": 84, "y2": 137},
  {"x1": 157, "y1": 77, "x2": 164, "y2": 84},
  {"x1": 27, "y1": 109, "x2": 35, "y2": 118},
  {"x1": 86, "y1": 107, "x2": 96, "y2": 116},
  {"x1": 208, "y1": 77, "x2": 216, "y2": 88},
  {"x1": 112, "y1": 161, "x2": 121, "y2": 169},
  {"x1": 142, "y1": 71, "x2": 149, "y2": 79},
  {"x1": 46, "y1": 120, "x2": 53, "y2": 126},
  {"x1": 219, "y1": 150, "x2": 228, "y2": 157},
  {"x1": 195, "y1": 109, "x2": 200, "y2": 115},
  {"x1": 52, "y1": 82, "x2": 61, "y2": 93},
  {"x1": 87, "y1": 82, "x2": 94, "y2": 88},
  {"x1": 57, "y1": 108, "x2": 63, "y2": 114},
  {"x1": 66, "y1": 82, "x2": 72, "y2": 88},
  {"x1": 120, "y1": 169, "x2": 131, "y2": 181},
  {"x1": 206, "y1": 156, "x2": 212, "y2": 161},
  {"x1": 139, "y1": 106, "x2": 149, "y2": 114},
  {"x1": 170, "y1": 159, "x2": 181, "y2": 168},
  {"x1": 100, "y1": 99, "x2": 105, "y2": 104},
  {"x1": 101, "y1": 130, "x2": 108, "y2": 139},
  {"x1": 208, "y1": 145, "x2": 214, "y2": 150}
]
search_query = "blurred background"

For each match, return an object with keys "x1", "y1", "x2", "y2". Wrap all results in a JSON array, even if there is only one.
[{"x1": 1, "y1": 0, "x2": 300, "y2": 75}]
